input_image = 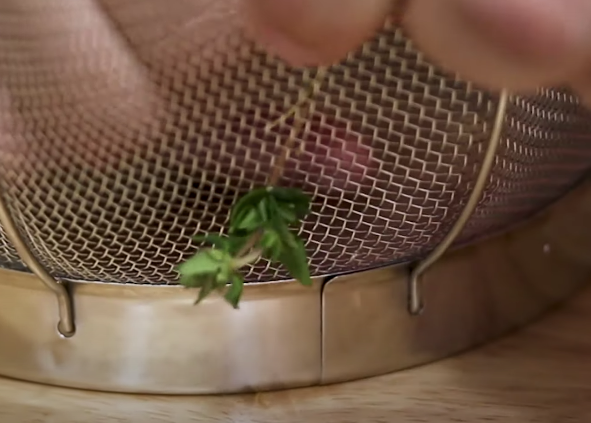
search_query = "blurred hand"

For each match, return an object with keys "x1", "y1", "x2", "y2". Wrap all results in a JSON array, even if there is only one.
[{"x1": 243, "y1": 0, "x2": 591, "y2": 105}]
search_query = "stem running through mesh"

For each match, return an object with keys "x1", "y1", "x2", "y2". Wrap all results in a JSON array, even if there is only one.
[{"x1": 236, "y1": 67, "x2": 326, "y2": 259}]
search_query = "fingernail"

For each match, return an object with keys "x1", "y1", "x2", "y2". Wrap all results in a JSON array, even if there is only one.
[
  {"x1": 249, "y1": 23, "x2": 327, "y2": 67},
  {"x1": 246, "y1": 0, "x2": 319, "y2": 51},
  {"x1": 243, "y1": 0, "x2": 331, "y2": 66},
  {"x1": 457, "y1": 0, "x2": 591, "y2": 61}
]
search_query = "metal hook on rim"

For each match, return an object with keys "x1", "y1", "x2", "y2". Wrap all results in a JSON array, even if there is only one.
[
  {"x1": 0, "y1": 191, "x2": 75, "y2": 337},
  {"x1": 408, "y1": 90, "x2": 510, "y2": 315}
]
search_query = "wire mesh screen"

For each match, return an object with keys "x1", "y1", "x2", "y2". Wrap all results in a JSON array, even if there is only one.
[{"x1": 0, "y1": 1, "x2": 590, "y2": 284}]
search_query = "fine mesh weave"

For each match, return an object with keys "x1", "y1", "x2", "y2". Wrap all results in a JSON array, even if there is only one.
[{"x1": 0, "y1": 0, "x2": 590, "y2": 284}]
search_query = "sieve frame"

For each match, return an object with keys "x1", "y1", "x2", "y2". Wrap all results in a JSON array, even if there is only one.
[
  {"x1": 0, "y1": 174, "x2": 589, "y2": 394},
  {"x1": 0, "y1": 6, "x2": 589, "y2": 394}
]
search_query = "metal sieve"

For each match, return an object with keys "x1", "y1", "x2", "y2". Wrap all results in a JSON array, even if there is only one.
[{"x1": 0, "y1": 0, "x2": 590, "y2": 394}]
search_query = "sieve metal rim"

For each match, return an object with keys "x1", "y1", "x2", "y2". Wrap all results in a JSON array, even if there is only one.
[{"x1": 0, "y1": 173, "x2": 588, "y2": 394}]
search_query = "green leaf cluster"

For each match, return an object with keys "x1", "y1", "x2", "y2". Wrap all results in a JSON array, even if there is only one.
[{"x1": 178, "y1": 187, "x2": 313, "y2": 308}]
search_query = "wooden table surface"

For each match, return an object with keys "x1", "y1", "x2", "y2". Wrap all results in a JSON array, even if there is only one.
[{"x1": 2, "y1": 287, "x2": 591, "y2": 423}]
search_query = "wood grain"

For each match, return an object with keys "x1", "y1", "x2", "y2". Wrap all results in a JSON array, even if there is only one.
[{"x1": 3, "y1": 287, "x2": 591, "y2": 423}]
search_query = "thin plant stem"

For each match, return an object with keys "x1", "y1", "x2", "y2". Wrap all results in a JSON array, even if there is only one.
[
  {"x1": 235, "y1": 67, "x2": 327, "y2": 260},
  {"x1": 232, "y1": 248, "x2": 263, "y2": 269}
]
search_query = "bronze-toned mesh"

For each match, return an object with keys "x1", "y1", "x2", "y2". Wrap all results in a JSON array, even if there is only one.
[
  {"x1": 0, "y1": 225, "x2": 23, "y2": 271},
  {"x1": 0, "y1": 1, "x2": 590, "y2": 284},
  {"x1": 462, "y1": 89, "x2": 591, "y2": 242}
]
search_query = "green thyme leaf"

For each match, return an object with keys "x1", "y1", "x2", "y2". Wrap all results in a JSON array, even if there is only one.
[
  {"x1": 177, "y1": 248, "x2": 235, "y2": 305},
  {"x1": 215, "y1": 264, "x2": 233, "y2": 286},
  {"x1": 181, "y1": 184, "x2": 313, "y2": 308},
  {"x1": 178, "y1": 273, "x2": 204, "y2": 288},
  {"x1": 257, "y1": 197, "x2": 270, "y2": 222},
  {"x1": 230, "y1": 188, "x2": 269, "y2": 226},
  {"x1": 270, "y1": 187, "x2": 311, "y2": 219},
  {"x1": 270, "y1": 217, "x2": 297, "y2": 248},
  {"x1": 193, "y1": 234, "x2": 248, "y2": 256},
  {"x1": 177, "y1": 249, "x2": 224, "y2": 277},
  {"x1": 291, "y1": 201, "x2": 311, "y2": 220},
  {"x1": 276, "y1": 203, "x2": 298, "y2": 224},
  {"x1": 194, "y1": 277, "x2": 215, "y2": 305},
  {"x1": 260, "y1": 228, "x2": 283, "y2": 261},
  {"x1": 224, "y1": 274, "x2": 244, "y2": 309},
  {"x1": 260, "y1": 228, "x2": 281, "y2": 250},
  {"x1": 233, "y1": 208, "x2": 262, "y2": 232},
  {"x1": 276, "y1": 233, "x2": 312, "y2": 286}
]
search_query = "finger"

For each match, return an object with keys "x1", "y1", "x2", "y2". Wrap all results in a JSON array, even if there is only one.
[
  {"x1": 243, "y1": 0, "x2": 394, "y2": 67},
  {"x1": 403, "y1": 0, "x2": 591, "y2": 92},
  {"x1": 569, "y1": 70, "x2": 591, "y2": 108}
]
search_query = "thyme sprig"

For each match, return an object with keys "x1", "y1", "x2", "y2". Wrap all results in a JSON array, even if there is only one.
[{"x1": 178, "y1": 67, "x2": 326, "y2": 308}]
